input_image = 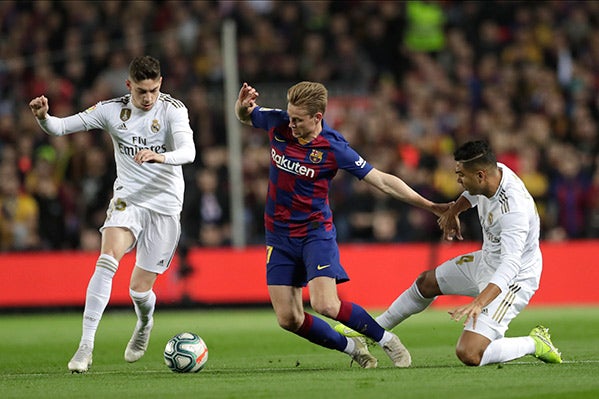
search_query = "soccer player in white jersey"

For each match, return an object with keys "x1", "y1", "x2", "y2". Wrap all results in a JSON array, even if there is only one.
[
  {"x1": 336, "y1": 140, "x2": 562, "y2": 366},
  {"x1": 29, "y1": 55, "x2": 195, "y2": 373}
]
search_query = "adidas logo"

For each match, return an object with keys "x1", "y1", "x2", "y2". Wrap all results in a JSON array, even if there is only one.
[{"x1": 117, "y1": 123, "x2": 127, "y2": 130}]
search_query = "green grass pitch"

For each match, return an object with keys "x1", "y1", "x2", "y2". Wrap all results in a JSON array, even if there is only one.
[{"x1": 1, "y1": 306, "x2": 598, "y2": 399}]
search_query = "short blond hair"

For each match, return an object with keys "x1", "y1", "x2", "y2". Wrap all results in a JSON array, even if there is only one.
[{"x1": 287, "y1": 81, "x2": 327, "y2": 116}]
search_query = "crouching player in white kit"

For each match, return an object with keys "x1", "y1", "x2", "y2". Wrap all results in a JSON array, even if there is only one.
[
  {"x1": 29, "y1": 56, "x2": 195, "y2": 373},
  {"x1": 336, "y1": 140, "x2": 562, "y2": 366}
]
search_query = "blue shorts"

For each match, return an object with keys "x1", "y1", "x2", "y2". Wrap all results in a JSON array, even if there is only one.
[{"x1": 265, "y1": 234, "x2": 349, "y2": 287}]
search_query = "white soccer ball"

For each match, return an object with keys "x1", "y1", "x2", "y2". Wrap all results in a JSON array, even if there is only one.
[{"x1": 164, "y1": 332, "x2": 209, "y2": 373}]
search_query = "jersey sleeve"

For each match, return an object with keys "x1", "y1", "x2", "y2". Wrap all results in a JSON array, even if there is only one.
[
  {"x1": 332, "y1": 139, "x2": 373, "y2": 179},
  {"x1": 488, "y1": 211, "x2": 529, "y2": 292},
  {"x1": 163, "y1": 130, "x2": 195, "y2": 165},
  {"x1": 167, "y1": 104, "x2": 193, "y2": 135},
  {"x1": 76, "y1": 102, "x2": 110, "y2": 131},
  {"x1": 250, "y1": 106, "x2": 289, "y2": 131},
  {"x1": 37, "y1": 101, "x2": 109, "y2": 136},
  {"x1": 461, "y1": 191, "x2": 478, "y2": 207},
  {"x1": 37, "y1": 114, "x2": 86, "y2": 136},
  {"x1": 162, "y1": 104, "x2": 195, "y2": 165}
]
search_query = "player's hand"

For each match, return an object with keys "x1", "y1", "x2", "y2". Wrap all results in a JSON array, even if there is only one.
[
  {"x1": 29, "y1": 95, "x2": 49, "y2": 120},
  {"x1": 238, "y1": 82, "x2": 259, "y2": 109},
  {"x1": 134, "y1": 149, "x2": 165, "y2": 164},
  {"x1": 448, "y1": 302, "x2": 482, "y2": 329},
  {"x1": 431, "y1": 202, "x2": 453, "y2": 217},
  {"x1": 438, "y1": 210, "x2": 463, "y2": 241}
]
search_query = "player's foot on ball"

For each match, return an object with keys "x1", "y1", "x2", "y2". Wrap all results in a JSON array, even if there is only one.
[
  {"x1": 349, "y1": 337, "x2": 378, "y2": 369},
  {"x1": 68, "y1": 343, "x2": 93, "y2": 373},
  {"x1": 381, "y1": 333, "x2": 411, "y2": 368},
  {"x1": 333, "y1": 323, "x2": 364, "y2": 338},
  {"x1": 530, "y1": 325, "x2": 562, "y2": 364},
  {"x1": 124, "y1": 318, "x2": 154, "y2": 363}
]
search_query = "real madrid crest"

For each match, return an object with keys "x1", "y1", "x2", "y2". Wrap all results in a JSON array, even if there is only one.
[
  {"x1": 309, "y1": 149, "x2": 323, "y2": 164},
  {"x1": 487, "y1": 212, "x2": 493, "y2": 225},
  {"x1": 120, "y1": 108, "x2": 131, "y2": 121},
  {"x1": 151, "y1": 119, "x2": 161, "y2": 133}
]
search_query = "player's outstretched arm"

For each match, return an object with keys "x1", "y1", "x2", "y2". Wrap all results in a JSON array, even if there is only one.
[
  {"x1": 363, "y1": 168, "x2": 451, "y2": 216},
  {"x1": 29, "y1": 95, "x2": 86, "y2": 137},
  {"x1": 235, "y1": 82, "x2": 259, "y2": 125}
]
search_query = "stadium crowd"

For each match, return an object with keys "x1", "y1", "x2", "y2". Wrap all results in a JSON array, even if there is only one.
[{"x1": 1, "y1": 0, "x2": 598, "y2": 252}]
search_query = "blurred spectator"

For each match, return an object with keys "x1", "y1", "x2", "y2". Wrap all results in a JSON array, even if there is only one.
[
  {"x1": 546, "y1": 143, "x2": 593, "y2": 240},
  {"x1": 78, "y1": 145, "x2": 114, "y2": 232},
  {"x1": 587, "y1": 161, "x2": 599, "y2": 238},
  {"x1": 404, "y1": 0, "x2": 446, "y2": 53},
  {"x1": 182, "y1": 168, "x2": 230, "y2": 247},
  {"x1": 0, "y1": 167, "x2": 39, "y2": 251},
  {"x1": 96, "y1": 51, "x2": 130, "y2": 97},
  {"x1": 24, "y1": 145, "x2": 66, "y2": 249}
]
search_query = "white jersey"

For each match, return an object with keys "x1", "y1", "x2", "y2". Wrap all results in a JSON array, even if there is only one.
[
  {"x1": 461, "y1": 163, "x2": 542, "y2": 292},
  {"x1": 40, "y1": 93, "x2": 194, "y2": 215}
]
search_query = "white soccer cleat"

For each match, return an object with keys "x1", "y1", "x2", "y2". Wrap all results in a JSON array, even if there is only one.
[
  {"x1": 124, "y1": 319, "x2": 154, "y2": 363},
  {"x1": 382, "y1": 333, "x2": 411, "y2": 367},
  {"x1": 349, "y1": 337, "x2": 378, "y2": 368},
  {"x1": 68, "y1": 344, "x2": 93, "y2": 373}
]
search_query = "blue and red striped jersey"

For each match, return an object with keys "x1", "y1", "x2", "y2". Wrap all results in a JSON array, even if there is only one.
[{"x1": 251, "y1": 106, "x2": 373, "y2": 238}]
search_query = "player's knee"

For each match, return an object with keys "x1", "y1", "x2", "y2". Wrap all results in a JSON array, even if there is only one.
[
  {"x1": 455, "y1": 345, "x2": 482, "y2": 367},
  {"x1": 415, "y1": 271, "x2": 440, "y2": 298},
  {"x1": 130, "y1": 279, "x2": 153, "y2": 292},
  {"x1": 310, "y1": 299, "x2": 338, "y2": 319},
  {"x1": 276, "y1": 313, "x2": 303, "y2": 332}
]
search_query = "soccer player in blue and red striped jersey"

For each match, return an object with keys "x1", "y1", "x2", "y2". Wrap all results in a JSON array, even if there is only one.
[{"x1": 235, "y1": 81, "x2": 448, "y2": 368}]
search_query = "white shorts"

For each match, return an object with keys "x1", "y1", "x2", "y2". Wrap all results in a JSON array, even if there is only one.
[
  {"x1": 435, "y1": 250, "x2": 540, "y2": 341},
  {"x1": 101, "y1": 198, "x2": 181, "y2": 274}
]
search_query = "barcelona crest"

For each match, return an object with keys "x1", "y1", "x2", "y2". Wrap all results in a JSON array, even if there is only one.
[{"x1": 309, "y1": 149, "x2": 323, "y2": 164}]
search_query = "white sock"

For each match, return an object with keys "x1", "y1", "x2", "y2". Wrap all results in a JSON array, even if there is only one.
[
  {"x1": 343, "y1": 337, "x2": 356, "y2": 354},
  {"x1": 479, "y1": 337, "x2": 536, "y2": 366},
  {"x1": 375, "y1": 281, "x2": 434, "y2": 330},
  {"x1": 129, "y1": 288, "x2": 156, "y2": 326},
  {"x1": 80, "y1": 254, "x2": 118, "y2": 346},
  {"x1": 378, "y1": 330, "x2": 395, "y2": 346}
]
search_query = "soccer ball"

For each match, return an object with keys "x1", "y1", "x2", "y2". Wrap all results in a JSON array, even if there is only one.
[{"x1": 164, "y1": 332, "x2": 209, "y2": 373}]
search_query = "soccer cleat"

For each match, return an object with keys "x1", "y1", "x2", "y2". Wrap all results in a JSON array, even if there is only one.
[
  {"x1": 334, "y1": 323, "x2": 364, "y2": 338},
  {"x1": 349, "y1": 337, "x2": 378, "y2": 368},
  {"x1": 124, "y1": 318, "x2": 154, "y2": 363},
  {"x1": 68, "y1": 344, "x2": 93, "y2": 373},
  {"x1": 529, "y1": 325, "x2": 562, "y2": 364},
  {"x1": 382, "y1": 333, "x2": 411, "y2": 368}
]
